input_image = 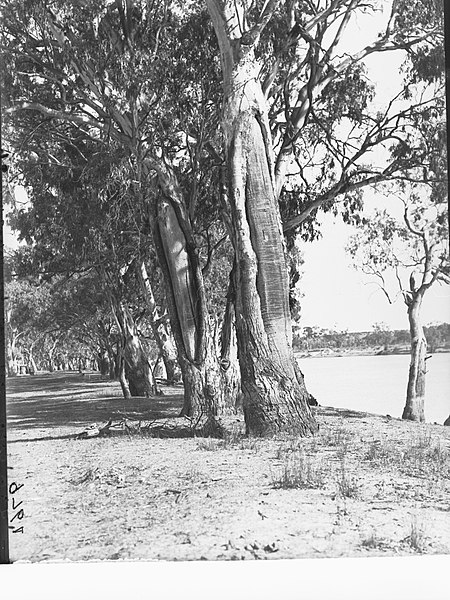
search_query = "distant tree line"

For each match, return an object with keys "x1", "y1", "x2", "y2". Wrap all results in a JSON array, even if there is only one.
[{"x1": 294, "y1": 323, "x2": 450, "y2": 354}]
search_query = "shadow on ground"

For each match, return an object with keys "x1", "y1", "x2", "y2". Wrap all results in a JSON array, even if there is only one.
[{"x1": 6, "y1": 372, "x2": 184, "y2": 434}]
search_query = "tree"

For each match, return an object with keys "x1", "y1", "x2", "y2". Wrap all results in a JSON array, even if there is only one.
[
  {"x1": 203, "y1": 0, "x2": 444, "y2": 435},
  {"x1": 347, "y1": 7, "x2": 447, "y2": 423},
  {"x1": 3, "y1": 0, "x2": 444, "y2": 434},
  {"x1": 347, "y1": 187, "x2": 449, "y2": 422},
  {"x1": 205, "y1": 0, "x2": 318, "y2": 436},
  {"x1": 1, "y1": 0, "x2": 238, "y2": 420}
]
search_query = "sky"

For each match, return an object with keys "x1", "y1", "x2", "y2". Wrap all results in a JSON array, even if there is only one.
[
  {"x1": 296, "y1": 2, "x2": 449, "y2": 333},
  {"x1": 299, "y1": 211, "x2": 450, "y2": 333}
]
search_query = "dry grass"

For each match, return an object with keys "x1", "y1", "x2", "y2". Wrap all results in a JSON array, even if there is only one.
[
  {"x1": 363, "y1": 428, "x2": 450, "y2": 480},
  {"x1": 272, "y1": 450, "x2": 328, "y2": 489},
  {"x1": 405, "y1": 516, "x2": 427, "y2": 553},
  {"x1": 361, "y1": 530, "x2": 390, "y2": 550},
  {"x1": 337, "y1": 459, "x2": 360, "y2": 498}
]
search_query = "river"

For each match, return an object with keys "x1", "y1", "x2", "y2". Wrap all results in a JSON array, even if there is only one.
[{"x1": 297, "y1": 352, "x2": 450, "y2": 425}]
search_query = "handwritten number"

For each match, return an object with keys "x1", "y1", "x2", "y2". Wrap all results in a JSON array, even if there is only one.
[
  {"x1": 12, "y1": 498, "x2": 23, "y2": 510},
  {"x1": 8, "y1": 526, "x2": 24, "y2": 533},
  {"x1": 10, "y1": 509, "x2": 24, "y2": 522},
  {"x1": 12, "y1": 527, "x2": 24, "y2": 534},
  {"x1": 9, "y1": 482, "x2": 24, "y2": 494}
]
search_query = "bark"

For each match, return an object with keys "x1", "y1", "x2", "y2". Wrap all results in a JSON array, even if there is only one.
[
  {"x1": 150, "y1": 167, "x2": 236, "y2": 422},
  {"x1": 136, "y1": 259, "x2": 181, "y2": 383},
  {"x1": 205, "y1": 2, "x2": 318, "y2": 436},
  {"x1": 402, "y1": 296, "x2": 426, "y2": 422},
  {"x1": 220, "y1": 265, "x2": 242, "y2": 410},
  {"x1": 115, "y1": 300, "x2": 156, "y2": 397}
]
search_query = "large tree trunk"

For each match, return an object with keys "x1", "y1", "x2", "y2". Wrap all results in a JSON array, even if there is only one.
[
  {"x1": 136, "y1": 259, "x2": 181, "y2": 384},
  {"x1": 115, "y1": 300, "x2": 156, "y2": 397},
  {"x1": 205, "y1": 3, "x2": 317, "y2": 436},
  {"x1": 402, "y1": 296, "x2": 426, "y2": 422},
  {"x1": 150, "y1": 166, "x2": 236, "y2": 423}
]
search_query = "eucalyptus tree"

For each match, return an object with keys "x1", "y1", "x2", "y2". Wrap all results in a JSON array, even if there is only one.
[
  {"x1": 346, "y1": 97, "x2": 448, "y2": 423},
  {"x1": 1, "y1": 0, "x2": 239, "y2": 419},
  {"x1": 3, "y1": 0, "x2": 443, "y2": 434},
  {"x1": 347, "y1": 187, "x2": 449, "y2": 422},
  {"x1": 204, "y1": 0, "x2": 444, "y2": 435}
]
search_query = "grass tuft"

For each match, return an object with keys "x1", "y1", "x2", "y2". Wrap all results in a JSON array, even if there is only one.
[
  {"x1": 321, "y1": 426, "x2": 352, "y2": 449},
  {"x1": 272, "y1": 451, "x2": 327, "y2": 490},
  {"x1": 361, "y1": 531, "x2": 389, "y2": 550},
  {"x1": 337, "y1": 459, "x2": 359, "y2": 498},
  {"x1": 405, "y1": 516, "x2": 427, "y2": 553}
]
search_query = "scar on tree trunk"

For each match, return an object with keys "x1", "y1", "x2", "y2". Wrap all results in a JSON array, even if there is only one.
[
  {"x1": 225, "y1": 99, "x2": 318, "y2": 436},
  {"x1": 150, "y1": 174, "x2": 237, "y2": 424}
]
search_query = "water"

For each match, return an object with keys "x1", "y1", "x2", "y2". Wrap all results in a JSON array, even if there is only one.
[{"x1": 297, "y1": 352, "x2": 450, "y2": 425}]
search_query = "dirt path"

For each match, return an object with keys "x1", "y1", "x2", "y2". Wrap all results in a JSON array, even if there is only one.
[{"x1": 6, "y1": 372, "x2": 450, "y2": 562}]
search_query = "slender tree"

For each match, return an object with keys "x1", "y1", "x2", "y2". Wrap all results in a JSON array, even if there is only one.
[{"x1": 347, "y1": 187, "x2": 449, "y2": 422}]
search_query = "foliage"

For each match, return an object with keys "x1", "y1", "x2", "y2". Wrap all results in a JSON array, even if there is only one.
[
  {"x1": 346, "y1": 185, "x2": 449, "y2": 311},
  {"x1": 254, "y1": 0, "x2": 446, "y2": 237}
]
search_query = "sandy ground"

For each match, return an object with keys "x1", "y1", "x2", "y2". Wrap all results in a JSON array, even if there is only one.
[{"x1": 6, "y1": 372, "x2": 450, "y2": 563}]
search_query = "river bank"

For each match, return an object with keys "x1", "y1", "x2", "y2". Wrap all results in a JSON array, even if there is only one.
[{"x1": 6, "y1": 372, "x2": 450, "y2": 563}]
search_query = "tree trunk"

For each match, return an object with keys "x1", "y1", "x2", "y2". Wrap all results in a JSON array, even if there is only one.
[
  {"x1": 150, "y1": 167, "x2": 236, "y2": 422},
  {"x1": 26, "y1": 350, "x2": 37, "y2": 375},
  {"x1": 5, "y1": 307, "x2": 18, "y2": 376},
  {"x1": 47, "y1": 352, "x2": 55, "y2": 372},
  {"x1": 136, "y1": 259, "x2": 181, "y2": 383},
  {"x1": 205, "y1": 5, "x2": 317, "y2": 436},
  {"x1": 220, "y1": 266, "x2": 242, "y2": 410},
  {"x1": 6, "y1": 337, "x2": 17, "y2": 377},
  {"x1": 115, "y1": 300, "x2": 156, "y2": 397},
  {"x1": 111, "y1": 346, "x2": 120, "y2": 380},
  {"x1": 402, "y1": 296, "x2": 426, "y2": 422},
  {"x1": 117, "y1": 347, "x2": 131, "y2": 399},
  {"x1": 98, "y1": 349, "x2": 110, "y2": 377}
]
